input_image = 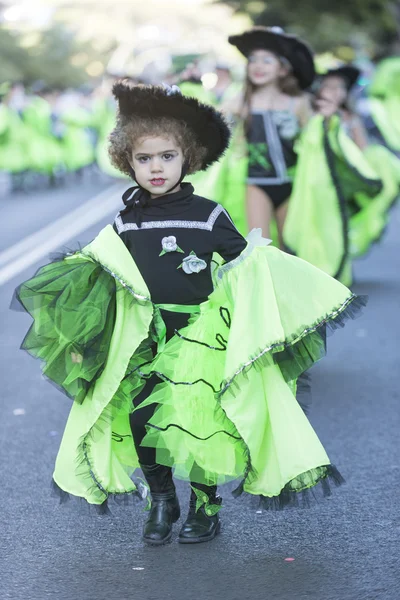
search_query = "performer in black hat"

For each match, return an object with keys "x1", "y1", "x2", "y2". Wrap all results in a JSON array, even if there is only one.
[
  {"x1": 312, "y1": 65, "x2": 400, "y2": 259},
  {"x1": 226, "y1": 26, "x2": 338, "y2": 247},
  {"x1": 316, "y1": 65, "x2": 368, "y2": 149}
]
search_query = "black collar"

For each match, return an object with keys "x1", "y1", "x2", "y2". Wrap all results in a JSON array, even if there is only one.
[
  {"x1": 144, "y1": 182, "x2": 194, "y2": 212},
  {"x1": 121, "y1": 182, "x2": 195, "y2": 223}
]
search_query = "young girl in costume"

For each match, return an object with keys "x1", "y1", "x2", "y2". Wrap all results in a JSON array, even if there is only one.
[
  {"x1": 317, "y1": 66, "x2": 368, "y2": 149},
  {"x1": 14, "y1": 81, "x2": 366, "y2": 547},
  {"x1": 204, "y1": 27, "x2": 340, "y2": 246},
  {"x1": 223, "y1": 27, "x2": 317, "y2": 247},
  {"x1": 283, "y1": 61, "x2": 387, "y2": 286},
  {"x1": 299, "y1": 66, "x2": 399, "y2": 262}
]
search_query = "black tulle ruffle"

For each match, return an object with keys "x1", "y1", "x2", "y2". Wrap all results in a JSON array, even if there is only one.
[
  {"x1": 51, "y1": 478, "x2": 145, "y2": 516},
  {"x1": 257, "y1": 464, "x2": 345, "y2": 510},
  {"x1": 52, "y1": 462, "x2": 345, "y2": 515},
  {"x1": 271, "y1": 294, "x2": 367, "y2": 384},
  {"x1": 11, "y1": 257, "x2": 118, "y2": 404},
  {"x1": 218, "y1": 294, "x2": 367, "y2": 400},
  {"x1": 232, "y1": 464, "x2": 345, "y2": 510}
]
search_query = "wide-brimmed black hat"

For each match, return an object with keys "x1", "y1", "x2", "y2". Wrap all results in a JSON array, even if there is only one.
[
  {"x1": 112, "y1": 80, "x2": 230, "y2": 171},
  {"x1": 228, "y1": 26, "x2": 315, "y2": 90},
  {"x1": 322, "y1": 65, "x2": 361, "y2": 91}
]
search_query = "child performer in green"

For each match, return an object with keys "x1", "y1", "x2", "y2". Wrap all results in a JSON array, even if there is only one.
[{"x1": 14, "y1": 81, "x2": 366, "y2": 545}]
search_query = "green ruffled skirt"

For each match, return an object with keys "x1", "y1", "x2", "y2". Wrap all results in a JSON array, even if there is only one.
[
  {"x1": 284, "y1": 116, "x2": 382, "y2": 286},
  {"x1": 135, "y1": 235, "x2": 365, "y2": 507},
  {"x1": 14, "y1": 226, "x2": 365, "y2": 510},
  {"x1": 349, "y1": 144, "x2": 399, "y2": 258}
]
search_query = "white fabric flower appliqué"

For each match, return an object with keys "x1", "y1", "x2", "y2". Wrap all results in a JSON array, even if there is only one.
[
  {"x1": 159, "y1": 236, "x2": 184, "y2": 256},
  {"x1": 178, "y1": 251, "x2": 207, "y2": 275}
]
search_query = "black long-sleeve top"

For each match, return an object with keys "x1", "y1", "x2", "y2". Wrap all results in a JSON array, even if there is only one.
[{"x1": 113, "y1": 183, "x2": 247, "y2": 308}]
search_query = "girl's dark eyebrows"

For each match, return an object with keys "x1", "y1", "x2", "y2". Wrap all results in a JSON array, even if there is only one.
[
  {"x1": 134, "y1": 149, "x2": 178, "y2": 157},
  {"x1": 157, "y1": 149, "x2": 178, "y2": 155}
]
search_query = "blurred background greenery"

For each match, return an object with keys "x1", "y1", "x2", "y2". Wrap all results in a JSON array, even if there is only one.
[
  {"x1": 221, "y1": 1, "x2": 399, "y2": 55},
  {"x1": 0, "y1": 0, "x2": 399, "y2": 89}
]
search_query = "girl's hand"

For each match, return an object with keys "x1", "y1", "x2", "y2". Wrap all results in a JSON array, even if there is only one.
[{"x1": 314, "y1": 95, "x2": 340, "y2": 118}]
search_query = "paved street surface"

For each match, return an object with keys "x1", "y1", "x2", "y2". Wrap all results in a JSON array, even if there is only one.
[{"x1": 1, "y1": 182, "x2": 399, "y2": 600}]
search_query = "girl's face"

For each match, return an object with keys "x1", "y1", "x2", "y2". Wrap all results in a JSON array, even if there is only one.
[
  {"x1": 130, "y1": 135, "x2": 184, "y2": 197},
  {"x1": 247, "y1": 49, "x2": 288, "y2": 87},
  {"x1": 319, "y1": 76, "x2": 348, "y2": 107}
]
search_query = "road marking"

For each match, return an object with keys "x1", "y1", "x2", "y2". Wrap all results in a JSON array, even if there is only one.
[
  {"x1": 13, "y1": 408, "x2": 26, "y2": 416},
  {"x1": 0, "y1": 182, "x2": 125, "y2": 286},
  {"x1": 0, "y1": 182, "x2": 123, "y2": 267}
]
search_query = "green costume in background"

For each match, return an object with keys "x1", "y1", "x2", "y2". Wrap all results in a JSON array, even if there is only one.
[
  {"x1": 179, "y1": 81, "x2": 216, "y2": 106},
  {"x1": 22, "y1": 96, "x2": 64, "y2": 176},
  {"x1": 369, "y1": 58, "x2": 400, "y2": 153},
  {"x1": 179, "y1": 81, "x2": 249, "y2": 235},
  {"x1": 191, "y1": 114, "x2": 388, "y2": 265},
  {"x1": 0, "y1": 104, "x2": 30, "y2": 175},
  {"x1": 59, "y1": 106, "x2": 95, "y2": 172},
  {"x1": 92, "y1": 98, "x2": 126, "y2": 179},
  {"x1": 188, "y1": 124, "x2": 249, "y2": 236},
  {"x1": 349, "y1": 144, "x2": 399, "y2": 258},
  {"x1": 15, "y1": 225, "x2": 365, "y2": 509},
  {"x1": 284, "y1": 115, "x2": 382, "y2": 286},
  {"x1": 351, "y1": 58, "x2": 400, "y2": 257},
  {"x1": 316, "y1": 63, "x2": 399, "y2": 259}
]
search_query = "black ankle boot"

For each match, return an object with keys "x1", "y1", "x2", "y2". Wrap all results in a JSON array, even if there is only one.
[
  {"x1": 178, "y1": 484, "x2": 222, "y2": 544},
  {"x1": 140, "y1": 464, "x2": 180, "y2": 545}
]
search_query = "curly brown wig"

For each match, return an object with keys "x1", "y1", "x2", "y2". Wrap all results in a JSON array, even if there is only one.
[{"x1": 108, "y1": 114, "x2": 207, "y2": 178}]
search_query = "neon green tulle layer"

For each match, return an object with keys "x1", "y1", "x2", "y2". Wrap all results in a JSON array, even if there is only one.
[
  {"x1": 15, "y1": 227, "x2": 365, "y2": 508},
  {"x1": 284, "y1": 115, "x2": 383, "y2": 285}
]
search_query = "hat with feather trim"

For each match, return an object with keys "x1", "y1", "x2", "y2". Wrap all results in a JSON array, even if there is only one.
[
  {"x1": 112, "y1": 80, "x2": 231, "y2": 172},
  {"x1": 228, "y1": 26, "x2": 315, "y2": 90}
]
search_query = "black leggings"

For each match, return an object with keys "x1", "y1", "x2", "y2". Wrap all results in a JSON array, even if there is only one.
[
  {"x1": 130, "y1": 374, "x2": 160, "y2": 465},
  {"x1": 129, "y1": 310, "x2": 191, "y2": 465}
]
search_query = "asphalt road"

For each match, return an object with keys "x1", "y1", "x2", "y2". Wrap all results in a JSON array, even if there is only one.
[{"x1": 1, "y1": 181, "x2": 399, "y2": 600}]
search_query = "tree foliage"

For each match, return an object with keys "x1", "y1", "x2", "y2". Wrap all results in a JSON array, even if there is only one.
[
  {"x1": 0, "y1": 25, "x2": 107, "y2": 88},
  {"x1": 221, "y1": 0, "x2": 398, "y2": 54}
]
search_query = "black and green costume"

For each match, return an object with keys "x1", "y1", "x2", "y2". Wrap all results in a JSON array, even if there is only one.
[{"x1": 14, "y1": 83, "x2": 366, "y2": 545}]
